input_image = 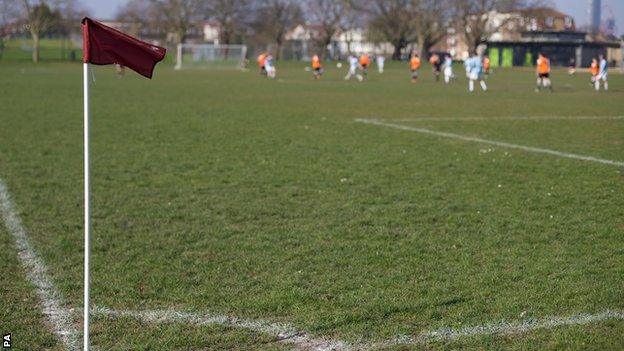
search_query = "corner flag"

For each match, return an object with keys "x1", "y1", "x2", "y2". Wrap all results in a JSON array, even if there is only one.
[
  {"x1": 81, "y1": 17, "x2": 166, "y2": 351},
  {"x1": 82, "y1": 17, "x2": 166, "y2": 78}
]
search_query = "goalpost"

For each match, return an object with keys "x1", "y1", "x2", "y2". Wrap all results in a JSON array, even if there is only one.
[{"x1": 175, "y1": 43, "x2": 247, "y2": 70}]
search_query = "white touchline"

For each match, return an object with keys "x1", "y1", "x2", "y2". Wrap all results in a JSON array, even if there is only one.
[
  {"x1": 355, "y1": 118, "x2": 624, "y2": 167},
  {"x1": 0, "y1": 178, "x2": 79, "y2": 350},
  {"x1": 387, "y1": 116, "x2": 624, "y2": 122},
  {"x1": 94, "y1": 307, "x2": 624, "y2": 351},
  {"x1": 371, "y1": 310, "x2": 624, "y2": 348},
  {"x1": 92, "y1": 306, "x2": 353, "y2": 351}
]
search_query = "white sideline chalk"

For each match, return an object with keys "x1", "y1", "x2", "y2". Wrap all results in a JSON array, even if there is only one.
[
  {"x1": 95, "y1": 306, "x2": 624, "y2": 351},
  {"x1": 372, "y1": 310, "x2": 624, "y2": 348},
  {"x1": 0, "y1": 178, "x2": 79, "y2": 350},
  {"x1": 355, "y1": 118, "x2": 624, "y2": 167},
  {"x1": 389, "y1": 116, "x2": 624, "y2": 122},
  {"x1": 93, "y1": 306, "x2": 351, "y2": 351}
]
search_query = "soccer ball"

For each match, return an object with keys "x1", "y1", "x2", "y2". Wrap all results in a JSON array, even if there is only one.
[{"x1": 337, "y1": 62, "x2": 343, "y2": 68}]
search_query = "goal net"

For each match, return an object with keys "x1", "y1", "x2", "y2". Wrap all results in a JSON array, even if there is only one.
[{"x1": 175, "y1": 43, "x2": 247, "y2": 70}]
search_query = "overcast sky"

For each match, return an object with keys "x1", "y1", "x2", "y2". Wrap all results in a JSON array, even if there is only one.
[{"x1": 83, "y1": 0, "x2": 623, "y2": 35}]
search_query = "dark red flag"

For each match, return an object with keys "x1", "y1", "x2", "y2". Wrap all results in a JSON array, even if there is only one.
[{"x1": 82, "y1": 17, "x2": 166, "y2": 79}]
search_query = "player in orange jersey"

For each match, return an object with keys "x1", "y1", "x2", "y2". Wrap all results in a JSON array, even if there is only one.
[
  {"x1": 410, "y1": 52, "x2": 421, "y2": 83},
  {"x1": 311, "y1": 54, "x2": 323, "y2": 80},
  {"x1": 359, "y1": 53, "x2": 370, "y2": 77},
  {"x1": 590, "y1": 58, "x2": 599, "y2": 86},
  {"x1": 483, "y1": 54, "x2": 491, "y2": 77},
  {"x1": 257, "y1": 52, "x2": 267, "y2": 76},
  {"x1": 535, "y1": 53, "x2": 553, "y2": 92}
]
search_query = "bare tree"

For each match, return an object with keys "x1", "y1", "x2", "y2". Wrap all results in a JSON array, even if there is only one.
[
  {"x1": 363, "y1": 0, "x2": 417, "y2": 60},
  {"x1": 150, "y1": 0, "x2": 203, "y2": 46},
  {"x1": 337, "y1": 1, "x2": 359, "y2": 55},
  {"x1": 253, "y1": 0, "x2": 302, "y2": 59},
  {"x1": 206, "y1": 0, "x2": 250, "y2": 45},
  {"x1": 452, "y1": 0, "x2": 523, "y2": 54},
  {"x1": 413, "y1": 0, "x2": 449, "y2": 57},
  {"x1": 19, "y1": 0, "x2": 64, "y2": 63},
  {"x1": 0, "y1": 0, "x2": 19, "y2": 26},
  {"x1": 306, "y1": 0, "x2": 347, "y2": 59}
]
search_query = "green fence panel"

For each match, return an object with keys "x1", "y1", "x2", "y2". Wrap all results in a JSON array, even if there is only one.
[
  {"x1": 524, "y1": 52, "x2": 533, "y2": 67},
  {"x1": 489, "y1": 47, "x2": 500, "y2": 67},
  {"x1": 502, "y1": 48, "x2": 513, "y2": 67}
]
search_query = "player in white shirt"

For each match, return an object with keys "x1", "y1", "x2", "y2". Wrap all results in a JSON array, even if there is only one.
[
  {"x1": 596, "y1": 54, "x2": 609, "y2": 91},
  {"x1": 465, "y1": 55, "x2": 487, "y2": 92},
  {"x1": 344, "y1": 54, "x2": 363, "y2": 81},
  {"x1": 443, "y1": 55, "x2": 454, "y2": 84},
  {"x1": 376, "y1": 55, "x2": 385, "y2": 73},
  {"x1": 265, "y1": 54, "x2": 276, "y2": 79}
]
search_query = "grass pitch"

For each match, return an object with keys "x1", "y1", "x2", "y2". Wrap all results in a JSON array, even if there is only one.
[{"x1": 0, "y1": 60, "x2": 623, "y2": 350}]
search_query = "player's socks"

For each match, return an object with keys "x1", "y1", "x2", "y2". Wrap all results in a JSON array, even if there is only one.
[
  {"x1": 469, "y1": 80, "x2": 474, "y2": 92},
  {"x1": 595, "y1": 81, "x2": 600, "y2": 91},
  {"x1": 604, "y1": 82, "x2": 608, "y2": 91},
  {"x1": 480, "y1": 80, "x2": 487, "y2": 91}
]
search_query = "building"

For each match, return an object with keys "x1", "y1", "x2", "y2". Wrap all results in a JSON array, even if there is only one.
[
  {"x1": 487, "y1": 30, "x2": 620, "y2": 68},
  {"x1": 589, "y1": 0, "x2": 602, "y2": 34}
]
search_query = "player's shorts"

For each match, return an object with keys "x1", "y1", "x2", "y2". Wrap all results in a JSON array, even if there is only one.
[
  {"x1": 468, "y1": 72, "x2": 480, "y2": 81},
  {"x1": 538, "y1": 72, "x2": 550, "y2": 78},
  {"x1": 314, "y1": 67, "x2": 323, "y2": 75},
  {"x1": 434, "y1": 64, "x2": 441, "y2": 72},
  {"x1": 411, "y1": 69, "x2": 419, "y2": 78},
  {"x1": 597, "y1": 72, "x2": 608, "y2": 80},
  {"x1": 360, "y1": 64, "x2": 368, "y2": 73},
  {"x1": 444, "y1": 67, "x2": 453, "y2": 76}
]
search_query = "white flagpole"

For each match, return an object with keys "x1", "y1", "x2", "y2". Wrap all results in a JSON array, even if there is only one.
[{"x1": 83, "y1": 62, "x2": 91, "y2": 351}]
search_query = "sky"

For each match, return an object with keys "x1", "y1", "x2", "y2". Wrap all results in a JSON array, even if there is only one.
[{"x1": 83, "y1": 0, "x2": 623, "y2": 35}]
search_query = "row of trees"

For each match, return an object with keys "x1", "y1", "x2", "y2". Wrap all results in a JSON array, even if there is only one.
[
  {"x1": 2, "y1": 0, "x2": 544, "y2": 62},
  {"x1": 119, "y1": 0, "x2": 543, "y2": 60}
]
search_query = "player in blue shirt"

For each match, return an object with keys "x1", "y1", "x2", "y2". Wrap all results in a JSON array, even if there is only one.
[
  {"x1": 465, "y1": 54, "x2": 487, "y2": 92},
  {"x1": 595, "y1": 54, "x2": 608, "y2": 91}
]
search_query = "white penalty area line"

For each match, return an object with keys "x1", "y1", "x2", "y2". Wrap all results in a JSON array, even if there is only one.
[
  {"x1": 0, "y1": 178, "x2": 79, "y2": 350},
  {"x1": 355, "y1": 118, "x2": 624, "y2": 167},
  {"x1": 94, "y1": 306, "x2": 624, "y2": 351},
  {"x1": 387, "y1": 115, "x2": 624, "y2": 122}
]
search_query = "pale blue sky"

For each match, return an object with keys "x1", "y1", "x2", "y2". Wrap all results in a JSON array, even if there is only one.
[{"x1": 82, "y1": 0, "x2": 623, "y2": 35}]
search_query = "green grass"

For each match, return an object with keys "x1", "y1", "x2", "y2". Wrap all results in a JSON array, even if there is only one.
[
  {"x1": 0, "y1": 60, "x2": 623, "y2": 350},
  {"x1": 0, "y1": 225, "x2": 61, "y2": 351},
  {"x1": 0, "y1": 38, "x2": 79, "y2": 62}
]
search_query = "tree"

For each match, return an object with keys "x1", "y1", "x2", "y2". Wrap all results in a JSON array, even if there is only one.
[
  {"x1": 306, "y1": 0, "x2": 348, "y2": 59},
  {"x1": 363, "y1": 0, "x2": 417, "y2": 60},
  {"x1": 150, "y1": 0, "x2": 203, "y2": 45},
  {"x1": 452, "y1": 0, "x2": 523, "y2": 54},
  {"x1": 253, "y1": 0, "x2": 302, "y2": 59},
  {"x1": 412, "y1": 0, "x2": 449, "y2": 58},
  {"x1": 19, "y1": 0, "x2": 63, "y2": 63},
  {"x1": 206, "y1": 0, "x2": 250, "y2": 45}
]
